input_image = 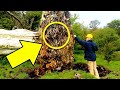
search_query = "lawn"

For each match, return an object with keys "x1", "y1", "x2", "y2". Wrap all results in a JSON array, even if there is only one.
[{"x1": 0, "y1": 51, "x2": 120, "y2": 79}]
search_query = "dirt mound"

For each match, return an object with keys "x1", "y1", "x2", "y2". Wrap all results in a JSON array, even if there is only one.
[
  {"x1": 26, "y1": 62, "x2": 111, "y2": 78},
  {"x1": 97, "y1": 65, "x2": 111, "y2": 77},
  {"x1": 23, "y1": 67, "x2": 45, "y2": 79},
  {"x1": 72, "y1": 63, "x2": 111, "y2": 77}
]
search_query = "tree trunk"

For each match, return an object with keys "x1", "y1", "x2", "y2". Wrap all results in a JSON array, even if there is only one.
[{"x1": 36, "y1": 11, "x2": 75, "y2": 73}]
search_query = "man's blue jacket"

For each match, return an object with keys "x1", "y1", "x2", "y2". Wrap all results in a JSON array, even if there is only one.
[{"x1": 75, "y1": 37, "x2": 98, "y2": 61}]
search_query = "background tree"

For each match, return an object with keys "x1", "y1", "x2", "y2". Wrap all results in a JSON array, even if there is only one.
[
  {"x1": 6, "y1": 11, "x2": 25, "y2": 29},
  {"x1": 93, "y1": 27, "x2": 119, "y2": 63},
  {"x1": 0, "y1": 11, "x2": 14, "y2": 29},
  {"x1": 107, "y1": 19, "x2": 120, "y2": 35},
  {"x1": 89, "y1": 20, "x2": 100, "y2": 30},
  {"x1": 70, "y1": 14, "x2": 88, "y2": 53},
  {"x1": 0, "y1": 11, "x2": 42, "y2": 31},
  {"x1": 24, "y1": 11, "x2": 42, "y2": 31}
]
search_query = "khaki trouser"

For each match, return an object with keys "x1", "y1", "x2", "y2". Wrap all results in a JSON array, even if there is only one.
[{"x1": 87, "y1": 61, "x2": 100, "y2": 79}]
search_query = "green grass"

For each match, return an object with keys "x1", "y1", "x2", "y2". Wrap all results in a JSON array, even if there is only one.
[
  {"x1": 41, "y1": 70, "x2": 95, "y2": 79},
  {"x1": 41, "y1": 51, "x2": 120, "y2": 79},
  {"x1": 0, "y1": 56, "x2": 39, "y2": 79},
  {"x1": 74, "y1": 51, "x2": 120, "y2": 79},
  {"x1": 1, "y1": 50, "x2": 120, "y2": 79}
]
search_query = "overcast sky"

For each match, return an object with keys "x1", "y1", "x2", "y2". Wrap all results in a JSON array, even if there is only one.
[{"x1": 70, "y1": 11, "x2": 120, "y2": 28}]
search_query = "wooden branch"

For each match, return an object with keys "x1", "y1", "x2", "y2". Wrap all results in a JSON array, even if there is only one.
[
  {"x1": 6, "y1": 11, "x2": 24, "y2": 29},
  {"x1": 29, "y1": 17, "x2": 35, "y2": 30}
]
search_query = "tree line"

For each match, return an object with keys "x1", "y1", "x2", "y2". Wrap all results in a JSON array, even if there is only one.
[{"x1": 71, "y1": 14, "x2": 120, "y2": 63}]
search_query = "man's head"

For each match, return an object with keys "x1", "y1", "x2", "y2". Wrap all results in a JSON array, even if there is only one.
[{"x1": 86, "y1": 34, "x2": 93, "y2": 41}]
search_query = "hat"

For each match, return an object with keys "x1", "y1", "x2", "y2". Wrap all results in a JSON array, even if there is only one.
[{"x1": 86, "y1": 34, "x2": 93, "y2": 39}]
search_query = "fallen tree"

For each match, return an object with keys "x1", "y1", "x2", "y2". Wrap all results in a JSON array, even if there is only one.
[
  {"x1": 0, "y1": 29, "x2": 39, "y2": 55},
  {"x1": 35, "y1": 11, "x2": 75, "y2": 74},
  {"x1": 0, "y1": 11, "x2": 75, "y2": 76}
]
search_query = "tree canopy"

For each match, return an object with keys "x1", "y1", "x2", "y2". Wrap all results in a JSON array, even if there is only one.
[
  {"x1": 89, "y1": 20, "x2": 100, "y2": 30},
  {"x1": 0, "y1": 11, "x2": 42, "y2": 31},
  {"x1": 107, "y1": 19, "x2": 120, "y2": 35}
]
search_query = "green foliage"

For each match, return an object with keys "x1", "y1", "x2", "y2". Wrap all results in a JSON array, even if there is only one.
[
  {"x1": 93, "y1": 28, "x2": 119, "y2": 49},
  {"x1": 114, "y1": 38, "x2": 120, "y2": 51},
  {"x1": 0, "y1": 11, "x2": 12, "y2": 19},
  {"x1": 0, "y1": 11, "x2": 42, "y2": 30},
  {"x1": 0, "y1": 18, "x2": 14, "y2": 29},
  {"x1": 111, "y1": 51, "x2": 120, "y2": 61},
  {"x1": 70, "y1": 14, "x2": 79, "y2": 25},
  {"x1": 107, "y1": 19, "x2": 120, "y2": 35},
  {"x1": 0, "y1": 56, "x2": 9, "y2": 65},
  {"x1": 70, "y1": 16, "x2": 120, "y2": 63},
  {"x1": 70, "y1": 14, "x2": 89, "y2": 52},
  {"x1": 72, "y1": 22, "x2": 88, "y2": 39},
  {"x1": 70, "y1": 14, "x2": 87, "y2": 39},
  {"x1": 25, "y1": 11, "x2": 42, "y2": 30},
  {"x1": 0, "y1": 11, "x2": 14, "y2": 29},
  {"x1": 10, "y1": 11, "x2": 42, "y2": 30},
  {"x1": 93, "y1": 27, "x2": 119, "y2": 62}
]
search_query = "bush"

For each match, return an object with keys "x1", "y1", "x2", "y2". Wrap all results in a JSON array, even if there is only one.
[
  {"x1": 111, "y1": 51, "x2": 120, "y2": 61},
  {"x1": 0, "y1": 18, "x2": 14, "y2": 30},
  {"x1": 93, "y1": 28, "x2": 119, "y2": 62}
]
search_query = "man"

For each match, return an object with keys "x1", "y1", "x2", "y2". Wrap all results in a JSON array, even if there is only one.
[{"x1": 74, "y1": 34, "x2": 100, "y2": 79}]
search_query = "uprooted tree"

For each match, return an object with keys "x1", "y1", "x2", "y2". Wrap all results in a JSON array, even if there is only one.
[{"x1": 35, "y1": 11, "x2": 75, "y2": 75}]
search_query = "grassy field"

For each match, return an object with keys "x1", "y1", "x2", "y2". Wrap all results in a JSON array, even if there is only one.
[
  {"x1": 74, "y1": 52, "x2": 120, "y2": 79},
  {"x1": 0, "y1": 50, "x2": 120, "y2": 79}
]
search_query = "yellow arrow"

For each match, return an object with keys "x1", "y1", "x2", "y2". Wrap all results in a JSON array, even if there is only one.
[{"x1": 6, "y1": 40, "x2": 42, "y2": 68}]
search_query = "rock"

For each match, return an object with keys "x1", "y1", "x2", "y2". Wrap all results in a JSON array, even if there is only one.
[{"x1": 74, "y1": 73, "x2": 81, "y2": 79}]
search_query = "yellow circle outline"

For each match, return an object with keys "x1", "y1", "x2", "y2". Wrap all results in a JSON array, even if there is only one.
[{"x1": 42, "y1": 22, "x2": 70, "y2": 49}]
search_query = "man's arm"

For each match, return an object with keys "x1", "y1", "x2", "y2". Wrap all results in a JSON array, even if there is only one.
[
  {"x1": 92, "y1": 43, "x2": 98, "y2": 51},
  {"x1": 74, "y1": 35, "x2": 87, "y2": 47}
]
